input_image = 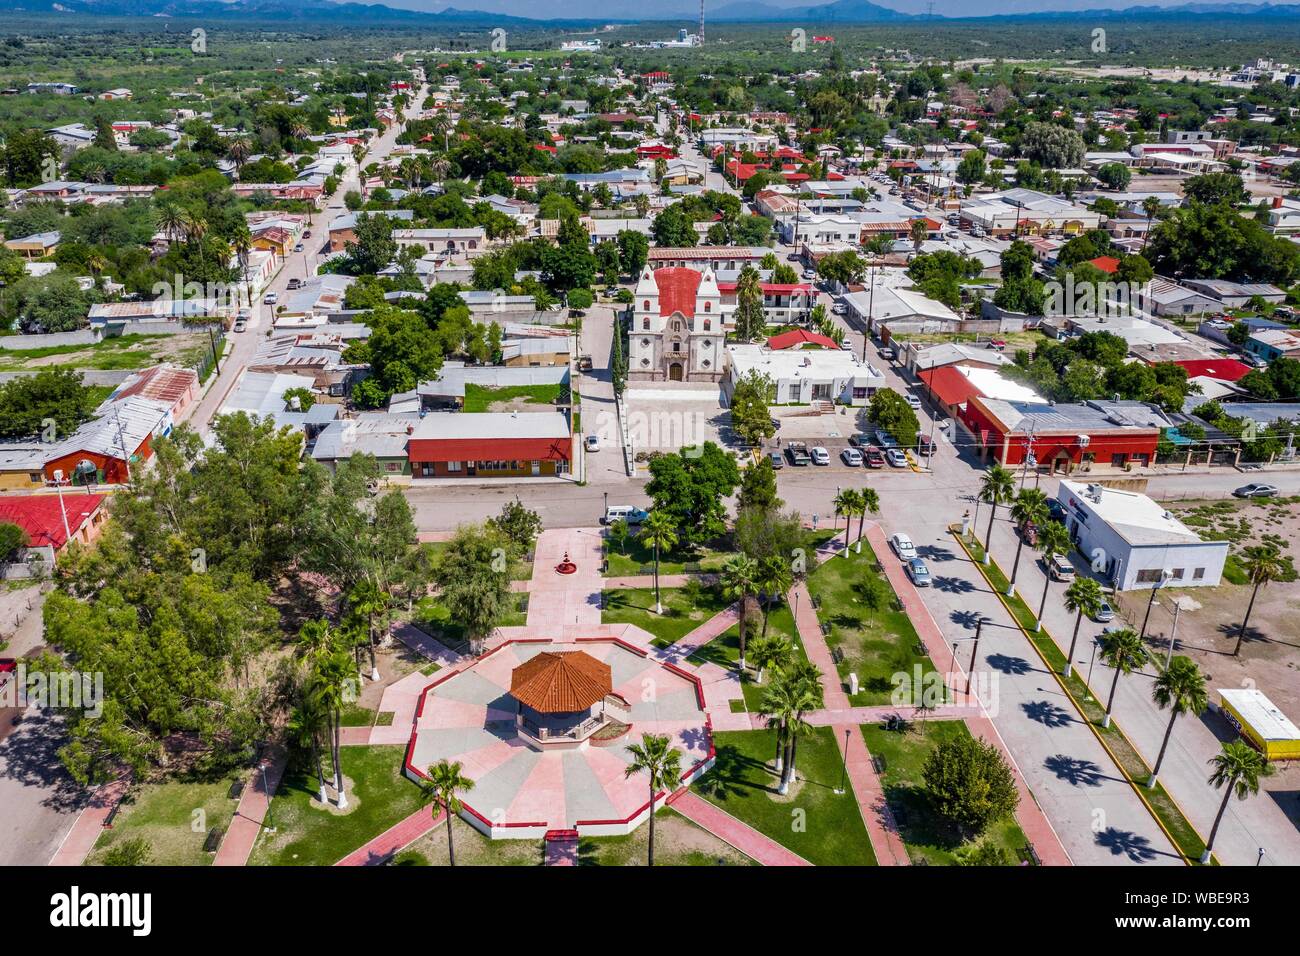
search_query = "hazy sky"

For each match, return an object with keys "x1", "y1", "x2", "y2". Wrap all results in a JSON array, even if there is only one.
[{"x1": 383, "y1": 0, "x2": 1231, "y2": 17}]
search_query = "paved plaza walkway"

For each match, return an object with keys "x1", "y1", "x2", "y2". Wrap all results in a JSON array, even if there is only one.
[
  {"x1": 47, "y1": 776, "x2": 129, "y2": 866},
  {"x1": 668, "y1": 791, "x2": 811, "y2": 866},
  {"x1": 213, "y1": 744, "x2": 287, "y2": 867},
  {"x1": 335, "y1": 808, "x2": 443, "y2": 866}
]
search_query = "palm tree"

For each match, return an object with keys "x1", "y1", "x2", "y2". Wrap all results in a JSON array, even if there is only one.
[
  {"x1": 349, "y1": 578, "x2": 388, "y2": 682},
  {"x1": 623, "y1": 733, "x2": 683, "y2": 866},
  {"x1": 836, "y1": 488, "x2": 861, "y2": 558},
  {"x1": 1097, "y1": 627, "x2": 1148, "y2": 729},
  {"x1": 638, "y1": 510, "x2": 678, "y2": 615},
  {"x1": 779, "y1": 660, "x2": 825, "y2": 788},
  {"x1": 85, "y1": 251, "x2": 108, "y2": 285},
  {"x1": 1234, "y1": 544, "x2": 1283, "y2": 656},
  {"x1": 760, "y1": 674, "x2": 799, "y2": 781},
  {"x1": 287, "y1": 694, "x2": 330, "y2": 804},
  {"x1": 1006, "y1": 488, "x2": 1049, "y2": 597},
  {"x1": 1203, "y1": 742, "x2": 1273, "y2": 864},
  {"x1": 832, "y1": 488, "x2": 855, "y2": 554},
  {"x1": 310, "y1": 646, "x2": 355, "y2": 808},
  {"x1": 419, "y1": 760, "x2": 475, "y2": 866},
  {"x1": 1148, "y1": 656, "x2": 1207, "y2": 790},
  {"x1": 1062, "y1": 577, "x2": 1103, "y2": 677},
  {"x1": 1140, "y1": 195, "x2": 1161, "y2": 253},
  {"x1": 748, "y1": 633, "x2": 792, "y2": 685},
  {"x1": 720, "y1": 554, "x2": 759, "y2": 671},
  {"x1": 227, "y1": 136, "x2": 252, "y2": 173},
  {"x1": 909, "y1": 217, "x2": 928, "y2": 254},
  {"x1": 854, "y1": 487, "x2": 880, "y2": 554},
  {"x1": 1034, "y1": 521, "x2": 1072, "y2": 632},
  {"x1": 156, "y1": 203, "x2": 187, "y2": 247},
  {"x1": 977, "y1": 465, "x2": 1015, "y2": 567},
  {"x1": 757, "y1": 555, "x2": 793, "y2": 640},
  {"x1": 229, "y1": 224, "x2": 253, "y2": 307}
]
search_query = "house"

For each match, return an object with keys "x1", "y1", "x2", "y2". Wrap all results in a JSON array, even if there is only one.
[
  {"x1": 1181, "y1": 279, "x2": 1285, "y2": 309},
  {"x1": 902, "y1": 341, "x2": 1016, "y2": 374},
  {"x1": 329, "y1": 210, "x2": 415, "y2": 253},
  {"x1": 412, "y1": 363, "x2": 569, "y2": 412},
  {"x1": 0, "y1": 445, "x2": 50, "y2": 491},
  {"x1": 218, "y1": 370, "x2": 340, "y2": 437},
  {"x1": 4, "y1": 232, "x2": 60, "y2": 259},
  {"x1": 647, "y1": 246, "x2": 773, "y2": 272},
  {"x1": 842, "y1": 285, "x2": 962, "y2": 337},
  {"x1": 962, "y1": 396, "x2": 1166, "y2": 475},
  {"x1": 393, "y1": 227, "x2": 486, "y2": 258},
  {"x1": 0, "y1": 492, "x2": 107, "y2": 569},
  {"x1": 1139, "y1": 278, "x2": 1222, "y2": 318},
  {"x1": 407, "y1": 411, "x2": 572, "y2": 479},
  {"x1": 919, "y1": 365, "x2": 1043, "y2": 420},
  {"x1": 43, "y1": 396, "x2": 174, "y2": 486},
  {"x1": 725, "y1": 343, "x2": 884, "y2": 406},
  {"x1": 106, "y1": 365, "x2": 200, "y2": 419},
  {"x1": 766, "y1": 329, "x2": 840, "y2": 351},
  {"x1": 628, "y1": 266, "x2": 726, "y2": 383},
  {"x1": 1245, "y1": 328, "x2": 1300, "y2": 362},
  {"x1": 44, "y1": 121, "x2": 94, "y2": 147},
  {"x1": 715, "y1": 274, "x2": 814, "y2": 326},
  {"x1": 1057, "y1": 480, "x2": 1227, "y2": 590},
  {"x1": 310, "y1": 414, "x2": 416, "y2": 476},
  {"x1": 960, "y1": 189, "x2": 1100, "y2": 237}
]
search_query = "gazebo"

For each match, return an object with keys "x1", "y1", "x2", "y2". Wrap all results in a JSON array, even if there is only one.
[{"x1": 509, "y1": 651, "x2": 627, "y2": 749}]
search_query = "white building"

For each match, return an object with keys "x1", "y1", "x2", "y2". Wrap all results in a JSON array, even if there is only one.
[
  {"x1": 629, "y1": 266, "x2": 727, "y2": 383},
  {"x1": 725, "y1": 344, "x2": 884, "y2": 406},
  {"x1": 1056, "y1": 480, "x2": 1228, "y2": 591}
]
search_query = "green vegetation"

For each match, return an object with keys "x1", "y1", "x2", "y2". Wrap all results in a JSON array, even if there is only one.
[
  {"x1": 461, "y1": 382, "x2": 564, "y2": 413},
  {"x1": 88, "y1": 772, "x2": 242, "y2": 867},
  {"x1": 601, "y1": 582, "x2": 730, "y2": 646}
]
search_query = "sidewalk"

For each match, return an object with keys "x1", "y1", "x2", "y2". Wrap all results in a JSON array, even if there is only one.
[
  {"x1": 335, "y1": 808, "x2": 442, "y2": 866},
  {"x1": 47, "y1": 776, "x2": 129, "y2": 866},
  {"x1": 213, "y1": 744, "x2": 287, "y2": 867},
  {"x1": 789, "y1": 581, "x2": 851, "y2": 709},
  {"x1": 843, "y1": 728, "x2": 909, "y2": 866},
  {"x1": 668, "y1": 790, "x2": 811, "y2": 866}
]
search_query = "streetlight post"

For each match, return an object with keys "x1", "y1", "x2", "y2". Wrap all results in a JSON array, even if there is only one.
[
  {"x1": 835, "y1": 727, "x2": 850, "y2": 795},
  {"x1": 1086, "y1": 636, "x2": 1101, "y2": 691},
  {"x1": 48, "y1": 469, "x2": 72, "y2": 544},
  {"x1": 1165, "y1": 596, "x2": 1184, "y2": 669},
  {"x1": 1257, "y1": 847, "x2": 1266, "y2": 867},
  {"x1": 966, "y1": 618, "x2": 985, "y2": 697},
  {"x1": 260, "y1": 760, "x2": 276, "y2": 833},
  {"x1": 1139, "y1": 570, "x2": 1170, "y2": 641}
]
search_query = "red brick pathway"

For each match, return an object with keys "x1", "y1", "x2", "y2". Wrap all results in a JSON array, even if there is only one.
[
  {"x1": 48, "y1": 776, "x2": 130, "y2": 866},
  {"x1": 213, "y1": 744, "x2": 287, "y2": 867},
  {"x1": 668, "y1": 790, "x2": 811, "y2": 866},
  {"x1": 335, "y1": 808, "x2": 443, "y2": 866}
]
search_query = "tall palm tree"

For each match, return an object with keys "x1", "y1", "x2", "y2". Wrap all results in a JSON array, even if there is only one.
[
  {"x1": 1034, "y1": 521, "x2": 1072, "y2": 633},
  {"x1": 836, "y1": 488, "x2": 861, "y2": 558},
  {"x1": 854, "y1": 486, "x2": 880, "y2": 554},
  {"x1": 1140, "y1": 195, "x2": 1161, "y2": 253},
  {"x1": 757, "y1": 555, "x2": 793, "y2": 640},
  {"x1": 760, "y1": 673, "x2": 799, "y2": 781},
  {"x1": 227, "y1": 136, "x2": 252, "y2": 173},
  {"x1": 623, "y1": 733, "x2": 683, "y2": 866},
  {"x1": 1234, "y1": 544, "x2": 1283, "y2": 656},
  {"x1": 1097, "y1": 627, "x2": 1148, "y2": 729},
  {"x1": 909, "y1": 217, "x2": 928, "y2": 254},
  {"x1": 832, "y1": 488, "x2": 855, "y2": 553},
  {"x1": 349, "y1": 578, "x2": 388, "y2": 682},
  {"x1": 420, "y1": 760, "x2": 475, "y2": 866},
  {"x1": 1203, "y1": 741, "x2": 1273, "y2": 864},
  {"x1": 156, "y1": 203, "x2": 187, "y2": 247},
  {"x1": 779, "y1": 660, "x2": 825, "y2": 789},
  {"x1": 1063, "y1": 577, "x2": 1103, "y2": 677},
  {"x1": 720, "y1": 554, "x2": 759, "y2": 671},
  {"x1": 1148, "y1": 656, "x2": 1207, "y2": 790},
  {"x1": 977, "y1": 464, "x2": 1015, "y2": 567},
  {"x1": 287, "y1": 694, "x2": 330, "y2": 804},
  {"x1": 229, "y1": 224, "x2": 253, "y2": 307},
  {"x1": 311, "y1": 645, "x2": 355, "y2": 809},
  {"x1": 1006, "y1": 488, "x2": 1049, "y2": 596},
  {"x1": 638, "y1": 510, "x2": 678, "y2": 615},
  {"x1": 748, "y1": 633, "x2": 792, "y2": 685}
]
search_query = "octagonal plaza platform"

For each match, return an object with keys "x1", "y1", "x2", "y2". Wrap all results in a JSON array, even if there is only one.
[{"x1": 403, "y1": 637, "x2": 715, "y2": 839}]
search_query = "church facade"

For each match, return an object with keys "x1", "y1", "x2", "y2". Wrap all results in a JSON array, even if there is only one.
[{"x1": 627, "y1": 266, "x2": 728, "y2": 383}]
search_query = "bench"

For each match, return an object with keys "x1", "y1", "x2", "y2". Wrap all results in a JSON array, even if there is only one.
[
  {"x1": 830, "y1": 646, "x2": 844, "y2": 664},
  {"x1": 810, "y1": 596, "x2": 821, "y2": 610},
  {"x1": 203, "y1": 826, "x2": 224, "y2": 853},
  {"x1": 820, "y1": 622, "x2": 833, "y2": 637},
  {"x1": 871, "y1": 755, "x2": 886, "y2": 774},
  {"x1": 103, "y1": 801, "x2": 122, "y2": 829},
  {"x1": 684, "y1": 562, "x2": 702, "y2": 573},
  {"x1": 639, "y1": 565, "x2": 654, "y2": 575},
  {"x1": 1018, "y1": 844, "x2": 1042, "y2": 866},
  {"x1": 228, "y1": 780, "x2": 245, "y2": 800}
]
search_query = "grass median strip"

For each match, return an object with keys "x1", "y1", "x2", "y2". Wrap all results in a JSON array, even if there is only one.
[{"x1": 950, "y1": 528, "x2": 1214, "y2": 865}]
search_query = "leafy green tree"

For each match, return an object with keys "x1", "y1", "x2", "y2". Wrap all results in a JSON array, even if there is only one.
[
  {"x1": 922, "y1": 733, "x2": 1020, "y2": 837},
  {"x1": 737, "y1": 456, "x2": 780, "y2": 511},
  {"x1": 730, "y1": 369, "x2": 776, "y2": 446},
  {"x1": 617, "y1": 230, "x2": 649, "y2": 274},
  {"x1": 0, "y1": 368, "x2": 100, "y2": 441},
  {"x1": 345, "y1": 304, "x2": 443, "y2": 408},
  {"x1": 100, "y1": 838, "x2": 153, "y2": 866},
  {"x1": 868, "y1": 389, "x2": 920, "y2": 448},
  {"x1": 434, "y1": 523, "x2": 511, "y2": 654},
  {"x1": 1019, "y1": 121, "x2": 1085, "y2": 169},
  {"x1": 644, "y1": 442, "x2": 740, "y2": 544},
  {"x1": 651, "y1": 203, "x2": 697, "y2": 247}
]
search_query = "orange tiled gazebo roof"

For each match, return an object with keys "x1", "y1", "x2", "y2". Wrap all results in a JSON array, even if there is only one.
[{"x1": 510, "y1": 651, "x2": 612, "y2": 714}]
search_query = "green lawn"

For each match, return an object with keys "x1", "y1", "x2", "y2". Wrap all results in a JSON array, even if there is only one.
[
  {"x1": 686, "y1": 604, "x2": 809, "y2": 711},
  {"x1": 393, "y1": 816, "x2": 543, "y2": 866},
  {"x1": 807, "y1": 545, "x2": 940, "y2": 706},
  {"x1": 87, "y1": 771, "x2": 243, "y2": 866},
  {"x1": 576, "y1": 807, "x2": 757, "y2": 866},
  {"x1": 249, "y1": 745, "x2": 425, "y2": 867},
  {"x1": 601, "y1": 582, "x2": 730, "y2": 646},
  {"x1": 860, "y1": 721, "x2": 1029, "y2": 865},
  {"x1": 462, "y1": 383, "x2": 564, "y2": 413},
  {"x1": 603, "y1": 535, "x2": 731, "y2": 578},
  {"x1": 415, "y1": 591, "x2": 529, "y2": 645},
  {"x1": 693, "y1": 727, "x2": 876, "y2": 866}
]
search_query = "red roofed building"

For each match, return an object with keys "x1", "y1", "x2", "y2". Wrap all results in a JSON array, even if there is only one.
[
  {"x1": 532, "y1": 143, "x2": 557, "y2": 154},
  {"x1": 1170, "y1": 358, "x2": 1252, "y2": 382},
  {"x1": 408, "y1": 412, "x2": 571, "y2": 479},
  {"x1": 109, "y1": 365, "x2": 199, "y2": 419},
  {"x1": 637, "y1": 143, "x2": 677, "y2": 160},
  {"x1": 919, "y1": 365, "x2": 988, "y2": 418},
  {"x1": 767, "y1": 329, "x2": 839, "y2": 351},
  {"x1": 1087, "y1": 256, "x2": 1121, "y2": 275},
  {"x1": 717, "y1": 280, "x2": 814, "y2": 326},
  {"x1": 629, "y1": 266, "x2": 725, "y2": 383},
  {"x1": 0, "y1": 492, "x2": 106, "y2": 555}
]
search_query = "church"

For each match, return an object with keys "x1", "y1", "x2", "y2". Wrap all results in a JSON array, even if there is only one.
[{"x1": 627, "y1": 266, "x2": 729, "y2": 383}]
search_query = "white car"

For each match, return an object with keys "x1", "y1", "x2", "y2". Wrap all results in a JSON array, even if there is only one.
[
  {"x1": 832, "y1": 302, "x2": 847, "y2": 315},
  {"x1": 263, "y1": 292, "x2": 278, "y2": 305},
  {"x1": 585, "y1": 434, "x2": 600, "y2": 452},
  {"x1": 905, "y1": 394, "x2": 922, "y2": 410},
  {"x1": 810, "y1": 446, "x2": 830, "y2": 465},
  {"x1": 890, "y1": 533, "x2": 917, "y2": 561},
  {"x1": 886, "y1": 448, "x2": 909, "y2": 468},
  {"x1": 840, "y1": 447, "x2": 863, "y2": 466}
]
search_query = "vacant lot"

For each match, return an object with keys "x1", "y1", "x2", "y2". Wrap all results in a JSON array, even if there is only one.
[{"x1": 0, "y1": 333, "x2": 212, "y2": 372}]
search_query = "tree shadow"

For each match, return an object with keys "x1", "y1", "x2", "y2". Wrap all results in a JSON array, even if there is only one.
[
  {"x1": 916, "y1": 544, "x2": 956, "y2": 563},
  {"x1": 693, "y1": 741, "x2": 778, "y2": 801},
  {"x1": 986, "y1": 653, "x2": 1033, "y2": 676},
  {"x1": 1094, "y1": 826, "x2": 1160, "y2": 863},
  {"x1": 0, "y1": 708, "x2": 91, "y2": 815},
  {"x1": 950, "y1": 609, "x2": 983, "y2": 631},
  {"x1": 1022, "y1": 700, "x2": 1074, "y2": 729},
  {"x1": 933, "y1": 576, "x2": 976, "y2": 595}
]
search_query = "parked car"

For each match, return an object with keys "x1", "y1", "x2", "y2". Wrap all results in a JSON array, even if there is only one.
[
  {"x1": 916, "y1": 435, "x2": 935, "y2": 457},
  {"x1": 293, "y1": 243, "x2": 304, "y2": 253},
  {"x1": 840, "y1": 447, "x2": 863, "y2": 467},
  {"x1": 890, "y1": 533, "x2": 917, "y2": 561},
  {"x1": 585, "y1": 434, "x2": 600, "y2": 452},
  {"x1": 263, "y1": 292, "x2": 278, "y2": 305},
  {"x1": 905, "y1": 394, "x2": 922, "y2": 410},
  {"x1": 885, "y1": 448, "x2": 909, "y2": 468},
  {"x1": 1233, "y1": 483, "x2": 1278, "y2": 498},
  {"x1": 862, "y1": 446, "x2": 886, "y2": 468},
  {"x1": 906, "y1": 558, "x2": 932, "y2": 587},
  {"x1": 1092, "y1": 599, "x2": 1116, "y2": 623},
  {"x1": 1047, "y1": 554, "x2": 1075, "y2": 581},
  {"x1": 767, "y1": 452, "x2": 785, "y2": 469},
  {"x1": 849, "y1": 432, "x2": 873, "y2": 447},
  {"x1": 785, "y1": 442, "x2": 812, "y2": 466},
  {"x1": 832, "y1": 302, "x2": 847, "y2": 315},
  {"x1": 877, "y1": 346, "x2": 894, "y2": 361},
  {"x1": 802, "y1": 269, "x2": 817, "y2": 280},
  {"x1": 985, "y1": 339, "x2": 1007, "y2": 351},
  {"x1": 233, "y1": 318, "x2": 247, "y2": 333},
  {"x1": 840, "y1": 340, "x2": 853, "y2": 351},
  {"x1": 874, "y1": 430, "x2": 898, "y2": 449},
  {"x1": 786, "y1": 252, "x2": 801, "y2": 261},
  {"x1": 603, "y1": 505, "x2": 648, "y2": 525},
  {"x1": 1047, "y1": 499, "x2": 1068, "y2": 523},
  {"x1": 810, "y1": 446, "x2": 830, "y2": 465},
  {"x1": 303, "y1": 230, "x2": 312, "y2": 238}
]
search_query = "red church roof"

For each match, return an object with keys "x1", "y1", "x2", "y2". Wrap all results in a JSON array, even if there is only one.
[
  {"x1": 0, "y1": 493, "x2": 104, "y2": 551},
  {"x1": 767, "y1": 329, "x2": 839, "y2": 351},
  {"x1": 654, "y1": 268, "x2": 702, "y2": 318}
]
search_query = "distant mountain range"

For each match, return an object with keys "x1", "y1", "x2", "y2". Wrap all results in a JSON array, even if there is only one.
[{"x1": 5, "y1": 0, "x2": 1300, "y2": 25}]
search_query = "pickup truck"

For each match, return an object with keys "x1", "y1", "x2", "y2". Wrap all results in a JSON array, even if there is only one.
[{"x1": 784, "y1": 441, "x2": 812, "y2": 466}]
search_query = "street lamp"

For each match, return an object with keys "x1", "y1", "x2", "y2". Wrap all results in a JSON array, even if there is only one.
[
  {"x1": 48, "y1": 469, "x2": 72, "y2": 545},
  {"x1": 966, "y1": 618, "x2": 986, "y2": 698},
  {"x1": 835, "y1": 727, "x2": 850, "y2": 795},
  {"x1": 1257, "y1": 847, "x2": 1266, "y2": 867},
  {"x1": 259, "y1": 760, "x2": 276, "y2": 833},
  {"x1": 1164, "y1": 594, "x2": 1197, "y2": 669},
  {"x1": 1139, "y1": 569, "x2": 1172, "y2": 640}
]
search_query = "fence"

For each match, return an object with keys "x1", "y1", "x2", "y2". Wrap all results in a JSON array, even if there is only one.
[{"x1": 0, "y1": 330, "x2": 101, "y2": 350}]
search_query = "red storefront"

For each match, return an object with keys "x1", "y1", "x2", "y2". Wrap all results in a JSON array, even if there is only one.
[
  {"x1": 407, "y1": 412, "x2": 572, "y2": 479},
  {"x1": 963, "y1": 396, "x2": 1160, "y2": 474}
]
